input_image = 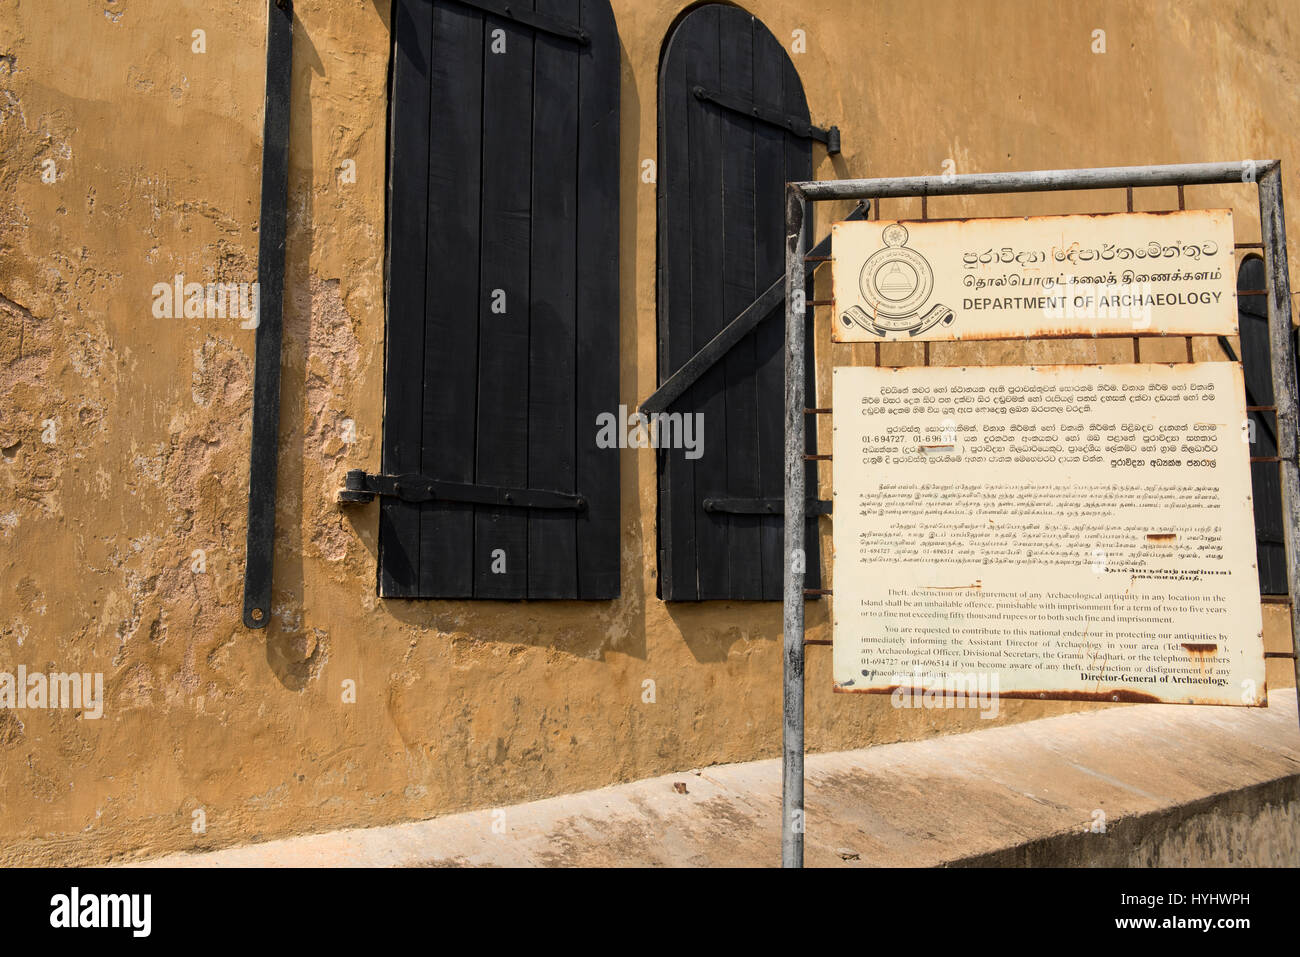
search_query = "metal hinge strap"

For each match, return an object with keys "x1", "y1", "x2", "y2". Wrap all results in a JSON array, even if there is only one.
[
  {"x1": 692, "y1": 86, "x2": 840, "y2": 154},
  {"x1": 338, "y1": 470, "x2": 586, "y2": 511},
  {"x1": 704, "y1": 497, "x2": 831, "y2": 517},
  {"x1": 443, "y1": 0, "x2": 590, "y2": 44}
]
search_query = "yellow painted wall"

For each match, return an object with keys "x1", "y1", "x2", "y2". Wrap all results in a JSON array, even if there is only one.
[{"x1": 0, "y1": 0, "x2": 1296, "y2": 864}]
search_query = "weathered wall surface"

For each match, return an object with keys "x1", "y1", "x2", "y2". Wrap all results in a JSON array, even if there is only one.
[{"x1": 0, "y1": 0, "x2": 1296, "y2": 865}]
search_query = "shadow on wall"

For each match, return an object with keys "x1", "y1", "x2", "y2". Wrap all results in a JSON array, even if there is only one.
[{"x1": 264, "y1": 13, "x2": 324, "y2": 691}]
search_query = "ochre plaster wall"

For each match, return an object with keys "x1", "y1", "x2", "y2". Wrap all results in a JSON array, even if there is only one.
[{"x1": 0, "y1": 0, "x2": 1296, "y2": 863}]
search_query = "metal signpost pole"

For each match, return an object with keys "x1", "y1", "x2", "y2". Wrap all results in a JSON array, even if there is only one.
[
  {"x1": 782, "y1": 184, "x2": 809, "y2": 869},
  {"x1": 1257, "y1": 164, "x2": 1300, "y2": 694}
]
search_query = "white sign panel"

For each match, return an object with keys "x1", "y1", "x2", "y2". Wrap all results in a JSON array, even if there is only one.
[
  {"x1": 831, "y1": 362, "x2": 1266, "y2": 707},
  {"x1": 831, "y1": 210, "x2": 1237, "y2": 341}
]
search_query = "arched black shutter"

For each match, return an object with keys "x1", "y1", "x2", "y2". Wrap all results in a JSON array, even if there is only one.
[
  {"x1": 1237, "y1": 255, "x2": 1286, "y2": 594},
  {"x1": 656, "y1": 4, "x2": 820, "y2": 600},
  {"x1": 380, "y1": 0, "x2": 620, "y2": 599}
]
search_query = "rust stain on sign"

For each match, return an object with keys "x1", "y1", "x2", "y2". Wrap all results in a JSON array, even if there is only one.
[
  {"x1": 1182, "y1": 642, "x2": 1220, "y2": 677},
  {"x1": 833, "y1": 681, "x2": 1167, "y2": 704}
]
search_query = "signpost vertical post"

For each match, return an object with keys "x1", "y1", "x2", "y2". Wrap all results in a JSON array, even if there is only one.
[
  {"x1": 1257, "y1": 165, "x2": 1300, "y2": 695},
  {"x1": 782, "y1": 184, "x2": 809, "y2": 870}
]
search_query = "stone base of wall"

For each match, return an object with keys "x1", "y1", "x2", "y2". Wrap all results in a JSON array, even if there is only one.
[{"x1": 132, "y1": 690, "x2": 1300, "y2": 868}]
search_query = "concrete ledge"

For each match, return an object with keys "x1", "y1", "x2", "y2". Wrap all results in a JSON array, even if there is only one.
[{"x1": 134, "y1": 691, "x2": 1300, "y2": 867}]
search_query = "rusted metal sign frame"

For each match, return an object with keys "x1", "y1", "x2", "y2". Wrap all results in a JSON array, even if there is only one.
[{"x1": 781, "y1": 160, "x2": 1297, "y2": 868}]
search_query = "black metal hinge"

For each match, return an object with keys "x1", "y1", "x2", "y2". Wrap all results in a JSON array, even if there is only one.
[
  {"x1": 704, "y1": 497, "x2": 832, "y2": 517},
  {"x1": 692, "y1": 86, "x2": 840, "y2": 154},
  {"x1": 443, "y1": 0, "x2": 590, "y2": 44},
  {"x1": 338, "y1": 470, "x2": 587, "y2": 511}
]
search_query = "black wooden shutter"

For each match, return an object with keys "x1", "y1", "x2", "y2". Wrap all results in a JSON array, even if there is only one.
[
  {"x1": 381, "y1": 0, "x2": 619, "y2": 599},
  {"x1": 656, "y1": 4, "x2": 820, "y2": 600},
  {"x1": 1237, "y1": 255, "x2": 1286, "y2": 594}
]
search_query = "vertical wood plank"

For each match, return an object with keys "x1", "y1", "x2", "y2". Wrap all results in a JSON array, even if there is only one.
[
  {"x1": 751, "y1": 22, "x2": 788, "y2": 601},
  {"x1": 719, "y1": 8, "x2": 762, "y2": 599},
  {"x1": 419, "y1": 0, "x2": 483, "y2": 597},
  {"x1": 381, "y1": 0, "x2": 433, "y2": 597},
  {"x1": 574, "y1": 0, "x2": 621, "y2": 598},
  {"x1": 527, "y1": 0, "x2": 580, "y2": 599},
  {"x1": 685, "y1": 5, "x2": 730, "y2": 600},
  {"x1": 658, "y1": 16, "x2": 700, "y2": 600},
  {"x1": 474, "y1": 3, "x2": 535, "y2": 598}
]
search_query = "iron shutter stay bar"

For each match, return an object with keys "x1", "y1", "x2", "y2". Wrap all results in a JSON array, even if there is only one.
[
  {"x1": 443, "y1": 0, "x2": 590, "y2": 44},
  {"x1": 242, "y1": 0, "x2": 293, "y2": 630},
  {"x1": 692, "y1": 85, "x2": 840, "y2": 154},
  {"x1": 338, "y1": 470, "x2": 587, "y2": 511},
  {"x1": 639, "y1": 202, "x2": 868, "y2": 416},
  {"x1": 704, "y1": 497, "x2": 831, "y2": 516}
]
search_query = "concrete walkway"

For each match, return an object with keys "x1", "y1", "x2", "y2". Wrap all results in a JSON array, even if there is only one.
[{"x1": 137, "y1": 691, "x2": 1300, "y2": 867}]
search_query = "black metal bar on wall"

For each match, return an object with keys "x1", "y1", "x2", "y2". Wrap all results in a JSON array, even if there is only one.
[
  {"x1": 639, "y1": 204, "x2": 865, "y2": 419},
  {"x1": 242, "y1": 0, "x2": 294, "y2": 629}
]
